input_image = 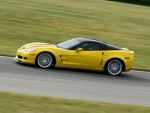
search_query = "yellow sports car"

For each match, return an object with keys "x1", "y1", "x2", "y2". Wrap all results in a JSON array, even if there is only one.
[{"x1": 15, "y1": 38, "x2": 134, "y2": 76}]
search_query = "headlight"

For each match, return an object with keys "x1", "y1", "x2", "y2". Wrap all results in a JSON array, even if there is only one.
[{"x1": 25, "y1": 48, "x2": 37, "y2": 52}]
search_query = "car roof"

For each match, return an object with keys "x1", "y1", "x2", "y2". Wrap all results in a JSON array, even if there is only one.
[
  {"x1": 74, "y1": 37, "x2": 103, "y2": 43},
  {"x1": 74, "y1": 37, "x2": 122, "y2": 50}
]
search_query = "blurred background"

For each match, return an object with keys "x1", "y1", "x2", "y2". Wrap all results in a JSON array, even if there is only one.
[
  {"x1": 0, "y1": 0, "x2": 150, "y2": 70},
  {"x1": 0, "y1": 1, "x2": 150, "y2": 113}
]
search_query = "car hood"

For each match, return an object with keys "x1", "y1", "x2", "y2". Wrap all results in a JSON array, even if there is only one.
[{"x1": 21, "y1": 42, "x2": 57, "y2": 49}]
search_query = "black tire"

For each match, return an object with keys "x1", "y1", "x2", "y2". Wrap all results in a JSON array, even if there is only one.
[
  {"x1": 105, "y1": 59, "x2": 123, "y2": 76},
  {"x1": 36, "y1": 52, "x2": 53, "y2": 68}
]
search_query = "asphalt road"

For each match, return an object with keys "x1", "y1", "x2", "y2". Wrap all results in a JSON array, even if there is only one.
[{"x1": 0, "y1": 56, "x2": 150, "y2": 106}]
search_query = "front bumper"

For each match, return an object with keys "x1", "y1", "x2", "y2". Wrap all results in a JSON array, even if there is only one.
[{"x1": 15, "y1": 49, "x2": 37, "y2": 64}]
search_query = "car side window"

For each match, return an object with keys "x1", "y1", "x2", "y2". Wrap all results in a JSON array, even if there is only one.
[{"x1": 74, "y1": 42, "x2": 101, "y2": 51}]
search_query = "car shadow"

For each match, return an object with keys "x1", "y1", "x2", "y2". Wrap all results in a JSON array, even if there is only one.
[{"x1": 15, "y1": 62, "x2": 150, "y2": 83}]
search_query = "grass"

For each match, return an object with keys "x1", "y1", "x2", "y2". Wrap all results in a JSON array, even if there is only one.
[
  {"x1": 0, "y1": 0, "x2": 150, "y2": 70},
  {"x1": 0, "y1": 92, "x2": 150, "y2": 113}
]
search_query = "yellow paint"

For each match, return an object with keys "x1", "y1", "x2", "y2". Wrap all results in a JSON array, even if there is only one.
[{"x1": 15, "y1": 42, "x2": 134, "y2": 72}]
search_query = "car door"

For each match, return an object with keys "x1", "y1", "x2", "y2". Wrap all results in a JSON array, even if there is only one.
[{"x1": 66, "y1": 42, "x2": 103, "y2": 69}]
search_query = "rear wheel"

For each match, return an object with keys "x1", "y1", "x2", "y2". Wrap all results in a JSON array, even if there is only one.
[
  {"x1": 106, "y1": 59, "x2": 123, "y2": 76},
  {"x1": 37, "y1": 52, "x2": 53, "y2": 68}
]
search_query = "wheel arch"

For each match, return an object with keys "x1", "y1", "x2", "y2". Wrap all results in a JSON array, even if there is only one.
[
  {"x1": 104, "y1": 58, "x2": 125, "y2": 72},
  {"x1": 35, "y1": 51, "x2": 56, "y2": 67}
]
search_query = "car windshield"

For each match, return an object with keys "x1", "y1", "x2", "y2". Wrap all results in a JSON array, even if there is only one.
[{"x1": 57, "y1": 39, "x2": 80, "y2": 49}]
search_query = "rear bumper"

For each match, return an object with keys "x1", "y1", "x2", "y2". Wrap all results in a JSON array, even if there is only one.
[{"x1": 124, "y1": 54, "x2": 134, "y2": 72}]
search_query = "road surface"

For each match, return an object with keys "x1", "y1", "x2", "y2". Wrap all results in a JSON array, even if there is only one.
[{"x1": 0, "y1": 56, "x2": 150, "y2": 106}]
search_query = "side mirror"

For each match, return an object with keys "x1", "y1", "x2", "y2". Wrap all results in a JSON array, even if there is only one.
[{"x1": 76, "y1": 48, "x2": 83, "y2": 52}]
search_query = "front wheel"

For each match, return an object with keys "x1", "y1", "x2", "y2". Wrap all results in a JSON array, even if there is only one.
[
  {"x1": 106, "y1": 59, "x2": 123, "y2": 76},
  {"x1": 36, "y1": 52, "x2": 53, "y2": 68}
]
